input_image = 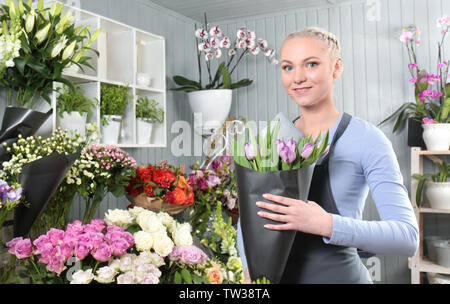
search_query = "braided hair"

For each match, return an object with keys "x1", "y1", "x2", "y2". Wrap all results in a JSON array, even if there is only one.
[{"x1": 282, "y1": 27, "x2": 341, "y2": 60}]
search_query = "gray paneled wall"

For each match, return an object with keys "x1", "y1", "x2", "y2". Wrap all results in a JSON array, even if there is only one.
[{"x1": 1, "y1": 0, "x2": 449, "y2": 283}]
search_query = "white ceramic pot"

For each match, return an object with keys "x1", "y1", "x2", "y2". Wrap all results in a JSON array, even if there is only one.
[
  {"x1": 136, "y1": 118, "x2": 154, "y2": 144},
  {"x1": 434, "y1": 240, "x2": 450, "y2": 268},
  {"x1": 137, "y1": 73, "x2": 151, "y2": 86},
  {"x1": 58, "y1": 111, "x2": 87, "y2": 137},
  {"x1": 426, "y1": 182, "x2": 450, "y2": 210},
  {"x1": 187, "y1": 89, "x2": 232, "y2": 134},
  {"x1": 422, "y1": 123, "x2": 450, "y2": 151},
  {"x1": 101, "y1": 115, "x2": 122, "y2": 144}
]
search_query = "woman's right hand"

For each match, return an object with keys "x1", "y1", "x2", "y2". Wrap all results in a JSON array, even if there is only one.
[{"x1": 243, "y1": 268, "x2": 251, "y2": 284}]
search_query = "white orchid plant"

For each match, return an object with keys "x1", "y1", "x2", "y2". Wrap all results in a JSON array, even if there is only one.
[{"x1": 172, "y1": 14, "x2": 278, "y2": 92}]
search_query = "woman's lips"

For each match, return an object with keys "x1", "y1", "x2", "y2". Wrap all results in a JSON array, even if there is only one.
[{"x1": 293, "y1": 87, "x2": 312, "y2": 95}]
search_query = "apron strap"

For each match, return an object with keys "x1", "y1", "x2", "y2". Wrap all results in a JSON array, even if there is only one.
[{"x1": 321, "y1": 112, "x2": 352, "y2": 164}]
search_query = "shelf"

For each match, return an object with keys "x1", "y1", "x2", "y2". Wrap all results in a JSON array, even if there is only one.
[
  {"x1": 419, "y1": 205, "x2": 450, "y2": 214},
  {"x1": 410, "y1": 257, "x2": 450, "y2": 275},
  {"x1": 418, "y1": 150, "x2": 450, "y2": 155}
]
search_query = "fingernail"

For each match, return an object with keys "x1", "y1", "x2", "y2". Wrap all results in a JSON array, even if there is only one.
[
  {"x1": 255, "y1": 202, "x2": 261, "y2": 206},
  {"x1": 262, "y1": 194, "x2": 268, "y2": 198},
  {"x1": 257, "y1": 211, "x2": 263, "y2": 216}
]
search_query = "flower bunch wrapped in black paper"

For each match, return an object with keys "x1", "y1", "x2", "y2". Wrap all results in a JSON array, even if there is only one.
[{"x1": 232, "y1": 117, "x2": 329, "y2": 284}]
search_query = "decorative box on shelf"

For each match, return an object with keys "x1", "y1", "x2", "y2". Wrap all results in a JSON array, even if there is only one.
[{"x1": 38, "y1": 1, "x2": 167, "y2": 148}]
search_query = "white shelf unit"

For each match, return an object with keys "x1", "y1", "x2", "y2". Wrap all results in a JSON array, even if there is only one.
[
  {"x1": 409, "y1": 148, "x2": 450, "y2": 284},
  {"x1": 40, "y1": 2, "x2": 167, "y2": 148}
]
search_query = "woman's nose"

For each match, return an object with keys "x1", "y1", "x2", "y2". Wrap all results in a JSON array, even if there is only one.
[{"x1": 293, "y1": 68, "x2": 306, "y2": 84}]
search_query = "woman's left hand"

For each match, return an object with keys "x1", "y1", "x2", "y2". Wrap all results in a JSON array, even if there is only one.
[{"x1": 256, "y1": 193, "x2": 333, "y2": 238}]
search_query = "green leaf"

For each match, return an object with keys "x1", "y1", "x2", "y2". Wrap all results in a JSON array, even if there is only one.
[
  {"x1": 173, "y1": 75, "x2": 202, "y2": 89},
  {"x1": 27, "y1": 60, "x2": 48, "y2": 77},
  {"x1": 181, "y1": 269, "x2": 192, "y2": 284},
  {"x1": 231, "y1": 78, "x2": 253, "y2": 89},
  {"x1": 220, "y1": 66, "x2": 232, "y2": 89},
  {"x1": 174, "y1": 271, "x2": 182, "y2": 284},
  {"x1": 212, "y1": 62, "x2": 225, "y2": 87}
]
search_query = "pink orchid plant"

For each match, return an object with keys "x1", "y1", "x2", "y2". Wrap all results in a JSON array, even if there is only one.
[
  {"x1": 380, "y1": 16, "x2": 450, "y2": 131},
  {"x1": 172, "y1": 14, "x2": 278, "y2": 92}
]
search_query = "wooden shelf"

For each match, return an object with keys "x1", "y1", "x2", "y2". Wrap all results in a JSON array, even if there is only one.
[
  {"x1": 418, "y1": 150, "x2": 450, "y2": 155},
  {"x1": 419, "y1": 205, "x2": 450, "y2": 214},
  {"x1": 410, "y1": 257, "x2": 450, "y2": 275}
]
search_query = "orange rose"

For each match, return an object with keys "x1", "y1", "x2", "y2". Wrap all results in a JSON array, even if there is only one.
[{"x1": 206, "y1": 267, "x2": 223, "y2": 284}]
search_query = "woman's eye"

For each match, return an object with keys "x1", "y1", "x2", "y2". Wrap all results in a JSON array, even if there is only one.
[
  {"x1": 282, "y1": 65, "x2": 293, "y2": 71},
  {"x1": 307, "y1": 62, "x2": 318, "y2": 69}
]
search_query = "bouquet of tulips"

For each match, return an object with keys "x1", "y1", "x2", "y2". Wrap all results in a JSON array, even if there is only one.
[{"x1": 231, "y1": 117, "x2": 329, "y2": 284}]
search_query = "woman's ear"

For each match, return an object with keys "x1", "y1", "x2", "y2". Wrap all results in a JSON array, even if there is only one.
[{"x1": 333, "y1": 58, "x2": 343, "y2": 80}]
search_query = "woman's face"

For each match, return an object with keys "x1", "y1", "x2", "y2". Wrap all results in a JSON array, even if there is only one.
[{"x1": 281, "y1": 37, "x2": 342, "y2": 108}]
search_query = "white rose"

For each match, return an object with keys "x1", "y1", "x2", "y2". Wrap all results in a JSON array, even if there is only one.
[
  {"x1": 157, "y1": 212, "x2": 177, "y2": 234},
  {"x1": 149, "y1": 252, "x2": 165, "y2": 267},
  {"x1": 94, "y1": 266, "x2": 116, "y2": 284},
  {"x1": 128, "y1": 206, "x2": 148, "y2": 219},
  {"x1": 173, "y1": 223, "x2": 193, "y2": 246},
  {"x1": 70, "y1": 269, "x2": 94, "y2": 284},
  {"x1": 109, "y1": 259, "x2": 121, "y2": 271},
  {"x1": 119, "y1": 254, "x2": 136, "y2": 272},
  {"x1": 137, "y1": 212, "x2": 165, "y2": 233},
  {"x1": 116, "y1": 272, "x2": 135, "y2": 284},
  {"x1": 104, "y1": 209, "x2": 134, "y2": 228},
  {"x1": 134, "y1": 231, "x2": 153, "y2": 252},
  {"x1": 152, "y1": 235, "x2": 174, "y2": 257}
]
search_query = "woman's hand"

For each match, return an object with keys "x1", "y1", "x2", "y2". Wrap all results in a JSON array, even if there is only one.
[{"x1": 256, "y1": 193, "x2": 333, "y2": 238}]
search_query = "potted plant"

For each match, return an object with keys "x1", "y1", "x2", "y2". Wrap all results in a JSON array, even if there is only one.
[
  {"x1": 0, "y1": 0, "x2": 100, "y2": 138},
  {"x1": 100, "y1": 83, "x2": 132, "y2": 144},
  {"x1": 412, "y1": 161, "x2": 450, "y2": 209},
  {"x1": 56, "y1": 85, "x2": 98, "y2": 137},
  {"x1": 172, "y1": 14, "x2": 277, "y2": 134},
  {"x1": 379, "y1": 19, "x2": 450, "y2": 149},
  {"x1": 135, "y1": 95, "x2": 164, "y2": 144}
]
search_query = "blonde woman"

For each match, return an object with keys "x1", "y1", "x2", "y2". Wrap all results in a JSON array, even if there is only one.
[{"x1": 237, "y1": 27, "x2": 419, "y2": 284}]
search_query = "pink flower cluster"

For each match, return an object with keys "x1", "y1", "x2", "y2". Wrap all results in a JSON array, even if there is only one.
[
  {"x1": 422, "y1": 117, "x2": 436, "y2": 124},
  {"x1": 419, "y1": 89, "x2": 443, "y2": 101},
  {"x1": 82, "y1": 144, "x2": 137, "y2": 171},
  {"x1": 7, "y1": 219, "x2": 134, "y2": 276},
  {"x1": 168, "y1": 245, "x2": 210, "y2": 265}
]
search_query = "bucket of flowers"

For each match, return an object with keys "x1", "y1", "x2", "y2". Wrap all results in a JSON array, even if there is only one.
[{"x1": 125, "y1": 161, "x2": 194, "y2": 215}]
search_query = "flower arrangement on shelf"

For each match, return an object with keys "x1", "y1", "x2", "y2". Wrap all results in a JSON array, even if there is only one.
[
  {"x1": 66, "y1": 144, "x2": 137, "y2": 223},
  {"x1": 0, "y1": 180, "x2": 23, "y2": 231},
  {"x1": 100, "y1": 83, "x2": 133, "y2": 126},
  {"x1": 136, "y1": 96, "x2": 165, "y2": 124},
  {"x1": 56, "y1": 85, "x2": 98, "y2": 120},
  {"x1": 379, "y1": 16, "x2": 450, "y2": 132},
  {"x1": 187, "y1": 154, "x2": 238, "y2": 237},
  {"x1": 172, "y1": 14, "x2": 278, "y2": 92},
  {"x1": 125, "y1": 161, "x2": 194, "y2": 215},
  {"x1": 0, "y1": 0, "x2": 101, "y2": 109}
]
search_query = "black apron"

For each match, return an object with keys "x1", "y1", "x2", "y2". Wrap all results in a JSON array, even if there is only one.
[{"x1": 280, "y1": 112, "x2": 372, "y2": 284}]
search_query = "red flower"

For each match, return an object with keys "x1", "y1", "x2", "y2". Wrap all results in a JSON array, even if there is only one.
[
  {"x1": 152, "y1": 169, "x2": 175, "y2": 188},
  {"x1": 144, "y1": 185, "x2": 154, "y2": 197},
  {"x1": 137, "y1": 165, "x2": 154, "y2": 184},
  {"x1": 125, "y1": 177, "x2": 143, "y2": 197},
  {"x1": 165, "y1": 186, "x2": 194, "y2": 206}
]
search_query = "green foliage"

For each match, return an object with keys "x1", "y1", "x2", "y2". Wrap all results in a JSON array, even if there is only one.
[
  {"x1": 412, "y1": 162, "x2": 450, "y2": 207},
  {"x1": 136, "y1": 95, "x2": 164, "y2": 123},
  {"x1": 56, "y1": 85, "x2": 98, "y2": 119},
  {"x1": 100, "y1": 83, "x2": 132, "y2": 125},
  {"x1": 252, "y1": 276, "x2": 271, "y2": 284}
]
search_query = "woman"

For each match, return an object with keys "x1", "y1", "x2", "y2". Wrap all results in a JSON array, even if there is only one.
[{"x1": 237, "y1": 27, "x2": 419, "y2": 284}]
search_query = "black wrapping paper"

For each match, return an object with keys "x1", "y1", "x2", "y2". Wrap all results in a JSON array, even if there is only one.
[
  {"x1": 13, "y1": 152, "x2": 79, "y2": 238},
  {"x1": 0, "y1": 107, "x2": 53, "y2": 165},
  {"x1": 235, "y1": 162, "x2": 315, "y2": 284}
]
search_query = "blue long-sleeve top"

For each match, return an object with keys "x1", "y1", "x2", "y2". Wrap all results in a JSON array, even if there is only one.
[{"x1": 237, "y1": 113, "x2": 419, "y2": 271}]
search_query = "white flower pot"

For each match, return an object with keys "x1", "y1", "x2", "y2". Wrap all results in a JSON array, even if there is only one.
[
  {"x1": 136, "y1": 118, "x2": 154, "y2": 144},
  {"x1": 101, "y1": 115, "x2": 122, "y2": 144},
  {"x1": 434, "y1": 240, "x2": 450, "y2": 268},
  {"x1": 422, "y1": 123, "x2": 450, "y2": 151},
  {"x1": 137, "y1": 73, "x2": 152, "y2": 86},
  {"x1": 426, "y1": 182, "x2": 450, "y2": 210},
  {"x1": 58, "y1": 111, "x2": 87, "y2": 137},
  {"x1": 187, "y1": 89, "x2": 232, "y2": 134}
]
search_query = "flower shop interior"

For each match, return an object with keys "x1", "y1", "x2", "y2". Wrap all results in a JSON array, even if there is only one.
[{"x1": 0, "y1": 0, "x2": 450, "y2": 286}]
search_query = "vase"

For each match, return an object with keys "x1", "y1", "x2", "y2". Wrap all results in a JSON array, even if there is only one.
[
  {"x1": 187, "y1": 89, "x2": 232, "y2": 135},
  {"x1": 136, "y1": 118, "x2": 154, "y2": 144},
  {"x1": 424, "y1": 236, "x2": 449, "y2": 262},
  {"x1": 58, "y1": 111, "x2": 87, "y2": 137},
  {"x1": 101, "y1": 115, "x2": 122, "y2": 144},
  {"x1": 434, "y1": 240, "x2": 450, "y2": 268},
  {"x1": 234, "y1": 162, "x2": 316, "y2": 284},
  {"x1": 407, "y1": 117, "x2": 426, "y2": 149},
  {"x1": 137, "y1": 73, "x2": 152, "y2": 86},
  {"x1": 422, "y1": 123, "x2": 450, "y2": 151},
  {"x1": 425, "y1": 182, "x2": 450, "y2": 210},
  {"x1": 126, "y1": 195, "x2": 189, "y2": 216}
]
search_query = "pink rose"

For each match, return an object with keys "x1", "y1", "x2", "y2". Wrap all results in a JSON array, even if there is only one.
[
  {"x1": 46, "y1": 255, "x2": 66, "y2": 275},
  {"x1": 109, "y1": 238, "x2": 130, "y2": 256},
  {"x1": 7, "y1": 237, "x2": 33, "y2": 259},
  {"x1": 75, "y1": 241, "x2": 92, "y2": 260},
  {"x1": 47, "y1": 228, "x2": 65, "y2": 246},
  {"x1": 66, "y1": 220, "x2": 84, "y2": 236},
  {"x1": 87, "y1": 232, "x2": 104, "y2": 248},
  {"x1": 91, "y1": 243, "x2": 112, "y2": 262},
  {"x1": 58, "y1": 243, "x2": 74, "y2": 261},
  {"x1": 89, "y1": 219, "x2": 107, "y2": 233},
  {"x1": 106, "y1": 225, "x2": 125, "y2": 233}
]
